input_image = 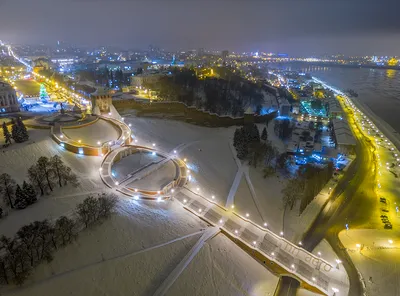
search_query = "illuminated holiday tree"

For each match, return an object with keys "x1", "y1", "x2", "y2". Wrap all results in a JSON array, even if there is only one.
[{"x1": 39, "y1": 84, "x2": 48, "y2": 103}]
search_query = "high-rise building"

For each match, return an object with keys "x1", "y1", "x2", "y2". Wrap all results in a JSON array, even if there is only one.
[{"x1": 221, "y1": 50, "x2": 229, "y2": 60}]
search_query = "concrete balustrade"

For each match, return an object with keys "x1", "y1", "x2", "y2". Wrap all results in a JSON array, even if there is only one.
[{"x1": 51, "y1": 115, "x2": 132, "y2": 156}]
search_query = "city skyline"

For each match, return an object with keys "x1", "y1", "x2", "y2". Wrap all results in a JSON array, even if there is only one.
[{"x1": 1, "y1": 0, "x2": 400, "y2": 56}]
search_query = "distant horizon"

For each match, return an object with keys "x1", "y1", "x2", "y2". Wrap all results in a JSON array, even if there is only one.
[
  {"x1": 1, "y1": 0, "x2": 399, "y2": 57},
  {"x1": 4, "y1": 41, "x2": 399, "y2": 58}
]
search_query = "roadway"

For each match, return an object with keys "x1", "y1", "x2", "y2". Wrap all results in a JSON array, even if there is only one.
[
  {"x1": 278, "y1": 99, "x2": 379, "y2": 296},
  {"x1": 301, "y1": 101, "x2": 379, "y2": 296}
]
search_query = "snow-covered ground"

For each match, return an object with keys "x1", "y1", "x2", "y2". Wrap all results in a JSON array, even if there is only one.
[
  {"x1": 62, "y1": 119, "x2": 120, "y2": 146},
  {"x1": 126, "y1": 116, "x2": 238, "y2": 203},
  {"x1": 339, "y1": 229, "x2": 400, "y2": 296},
  {"x1": 1, "y1": 199, "x2": 207, "y2": 296},
  {"x1": 0, "y1": 113, "x2": 342, "y2": 295},
  {"x1": 127, "y1": 160, "x2": 176, "y2": 191},
  {"x1": 112, "y1": 151, "x2": 163, "y2": 181},
  {"x1": 167, "y1": 233, "x2": 279, "y2": 296}
]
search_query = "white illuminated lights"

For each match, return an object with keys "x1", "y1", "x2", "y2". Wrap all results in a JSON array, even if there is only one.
[{"x1": 246, "y1": 213, "x2": 249, "y2": 217}]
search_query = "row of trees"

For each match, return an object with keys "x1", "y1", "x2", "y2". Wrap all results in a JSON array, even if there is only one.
[
  {"x1": 2, "y1": 118, "x2": 29, "y2": 147},
  {"x1": 281, "y1": 162, "x2": 335, "y2": 227},
  {"x1": 0, "y1": 155, "x2": 78, "y2": 213},
  {"x1": 0, "y1": 193, "x2": 117, "y2": 285}
]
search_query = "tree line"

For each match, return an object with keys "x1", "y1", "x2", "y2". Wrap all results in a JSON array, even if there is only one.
[
  {"x1": 0, "y1": 193, "x2": 117, "y2": 285},
  {"x1": 2, "y1": 118, "x2": 29, "y2": 147},
  {"x1": 0, "y1": 155, "x2": 78, "y2": 216},
  {"x1": 281, "y1": 162, "x2": 335, "y2": 221},
  {"x1": 142, "y1": 67, "x2": 265, "y2": 117}
]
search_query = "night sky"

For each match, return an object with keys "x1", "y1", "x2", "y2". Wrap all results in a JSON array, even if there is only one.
[{"x1": 1, "y1": 0, "x2": 400, "y2": 55}]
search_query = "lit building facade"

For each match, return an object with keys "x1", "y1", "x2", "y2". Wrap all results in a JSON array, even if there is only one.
[{"x1": 0, "y1": 81, "x2": 19, "y2": 112}]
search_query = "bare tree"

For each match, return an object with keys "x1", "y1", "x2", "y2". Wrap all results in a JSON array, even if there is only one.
[
  {"x1": 17, "y1": 223, "x2": 39, "y2": 267},
  {"x1": 281, "y1": 178, "x2": 304, "y2": 233},
  {"x1": 0, "y1": 173, "x2": 16, "y2": 208},
  {"x1": 35, "y1": 220, "x2": 54, "y2": 262},
  {"x1": 28, "y1": 165, "x2": 46, "y2": 196},
  {"x1": 0, "y1": 256, "x2": 8, "y2": 284},
  {"x1": 0, "y1": 236, "x2": 30, "y2": 285},
  {"x1": 37, "y1": 157, "x2": 54, "y2": 192},
  {"x1": 97, "y1": 193, "x2": 117, "y2": 218},
  {"x1": 76, "y1": 196, "x2": 99, "y2": 228},
  {"x1": 55, "y1": 216, "x2": 76, "y2": 246},
  {"x1": 50, "y1": 155, "x2": 79, "y2": 187}
]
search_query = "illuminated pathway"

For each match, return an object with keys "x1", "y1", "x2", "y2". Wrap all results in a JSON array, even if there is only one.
[
  {"x1": 175, "y1": 187, "x2": 349, "y2": 295},
  {"x1": 100, "y1": 137, "x2": 348, "y2": 295}
]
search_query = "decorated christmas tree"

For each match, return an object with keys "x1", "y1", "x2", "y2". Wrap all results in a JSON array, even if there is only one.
[{"x1": 39, "y1": 84, "x2": 48, "y2": 103}]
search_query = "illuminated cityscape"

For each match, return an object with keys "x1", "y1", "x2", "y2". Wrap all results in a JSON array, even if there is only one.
[{"x1": 0, "y1": 1, "x2": 400, "y2": 296}]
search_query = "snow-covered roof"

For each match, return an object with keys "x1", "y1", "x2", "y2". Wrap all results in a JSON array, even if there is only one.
[{"x1": 331, "y1": 118, "x2": 356, "y2": 146}]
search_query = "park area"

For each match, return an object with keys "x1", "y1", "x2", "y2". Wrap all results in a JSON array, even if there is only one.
[{"x1": 0, "y1": 112, "x2": 336, "y2": 296}]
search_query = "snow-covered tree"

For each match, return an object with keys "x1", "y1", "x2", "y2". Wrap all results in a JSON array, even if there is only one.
[
  {"x1": 233, "y1": 128, "x2": 240, "y2": 148},
  {"x1": 50, "y1": 155, "x2": 78, "y2": 187},
  {"x1": 14, "y1": 185, "x2": 27, "y2": 209},
  {"x1": 37, "y1": 157, "x2": 54, "y2": 192},
  {"x1": 236, "y1": 140, "x2": 248, "y2": 160},
  {"x1": 0, "y1": 173, "x2": 16, "y2": 208},
  {"x1": 261, "y1": 126, "x2": 268, "y2": 141},
  {"x1": 28, "y1": 165, "x2": 46, "y2": 196},
  {"x1": 22, "y1": 181, "x2": 37, "y2": 205},
  {"x1": 11, "y1": 118, "x2": 29, "y2": 143},
  {"x1": 97, "y1": 193, "x2": 117, "y2": 218},
  {"x1": 76, "y1": 196, "x2": 99, "y2": 228},
  {"x1": 2, "y1": 122, "x2": 12, "y2": 146},
  {"x1": 55, "y1": 216, "x2": 76, "y2": 245}
]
